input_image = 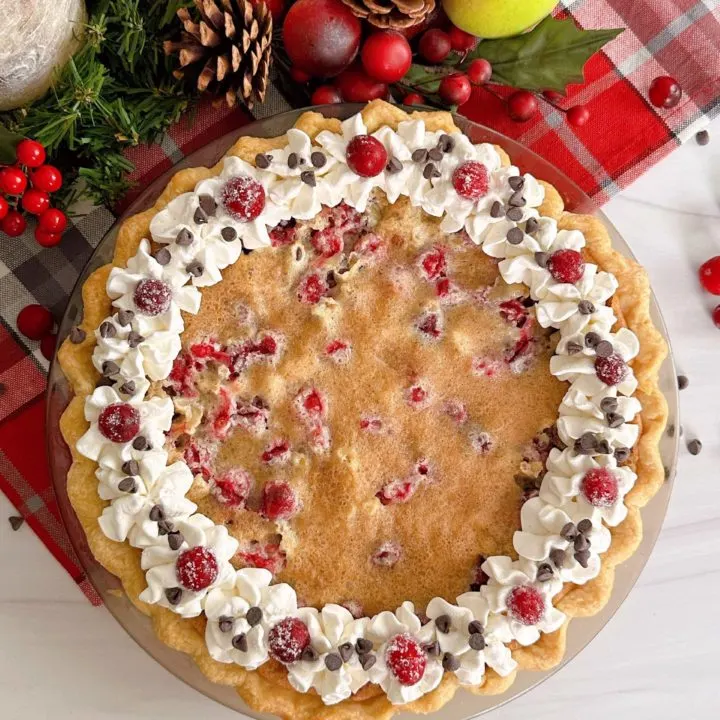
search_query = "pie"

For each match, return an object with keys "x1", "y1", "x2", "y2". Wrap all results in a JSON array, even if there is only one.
[{"x1": 58, "y1": 99, "x2": 668, "y2": 720}]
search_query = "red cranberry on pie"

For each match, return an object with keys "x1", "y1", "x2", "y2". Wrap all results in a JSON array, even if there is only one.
[
  {"x1": 176, "y1": 546, "x2": 219, "y2": 591},
  {"x1": 472, "y1": 357, "x2": 503, "y2": 378},
  {"x1": 325, "y1": 339, "x2": 352, "y2": 363},
  {"x1": 268, "y1": 617, "x2": 311, "y2": 663},
  {"x1": 260, "y1": 481, "x2": 299, "y2": 521},
  {"x1": 360, "y1": 415, "x2": 384, "y2": 433},
  {"x1": 310, "y1": 227, "x2": 343, "y2": 258},
  {"x1": 418, "y1": 246, "x2": 447, "y2": 280},
  {"x1": 183, "y1": 442, "x2": 214, "y2": 481},
  {"x1": 415, "y1": 310, "x2": 444, "y2": 340},
  {"x1": 134, "y1": 278, "x2": 171, "y2": 316},
  {"x1": 294, "y1": 387, "x2": 327, "y2": 422},
  {"x1": 443, "y1": 399, "x2": 468, "y2": 425},
  {"x1": 371, "y1": 540, "x2": 402, "y2": 567},
  {"x1": 452, "y1": 162, "x2": 489, "y2": 200},
  {"x1": 98, "y1": 403, "x2": 140, "y2": 443},
  {"x1": 212, "y1": 468, "x2": 253, "y2": 508},
  {"x1": 261, "y1": 439, "x2": 291, "y2": 465},
  {"x1": 469, "y1": 429, "x2": 494, "y2": 455},
  {"x1": 385, "y1": 634, "x2": 426, "y2": 686},
  {"x1": 221, "y1": 176, "x2": 266, "y2": 221},
  {"x1": 346, "y1": 135, "x2": 388, "y2": 178},
  {"x1": 405, "y1": 382, "x2": 431, "y2": 409},
  {"x1": 506, "y1": 585, "x2": 545, "y2": 625},
  {"x1": 269, "y1": 219, "x2": 297, "y2": 247},
  {"x1": 297, "y1": 272, "x2": 329, "y2": 304},
  {"x1": 237, "y1": 541, "x2": 287, "y2": 575},
  {"x1": 595, "y1": 354, "x2": 629, "y2": 386},
  {"x1": 376, "y1": 477, "x2": 419, "y2": 505},
  {"x1": 547, "y1": 249, "x2": 585, "y2": 284},
  {"x1": 580, "y1": 467, "x2": 619, "y2": 507},
  {"x1": 499, "y1": 299, "x2": 529, "y2": 328}
]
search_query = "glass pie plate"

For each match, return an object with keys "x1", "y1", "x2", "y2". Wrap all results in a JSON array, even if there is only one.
[{"x1": 46, "y1": 104, "x2": 679, "y2": 720}]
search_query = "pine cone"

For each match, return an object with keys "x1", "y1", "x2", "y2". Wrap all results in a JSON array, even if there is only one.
[
  {"x1": 340, "y1": 0, "x2": 435, "y2": 29},
  {"x1": 164, "y1": 0, "x2": 272, "y2": 109}
]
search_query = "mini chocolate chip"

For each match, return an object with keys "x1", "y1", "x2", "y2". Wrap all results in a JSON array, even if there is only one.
[
  {"x1": 600, "y1": 397, "x2": 618, "y2": 413},
  {"x1": 221, "y1": 226, "x2": 237, "y2": 242},
  {"x1": 255, "y1": 153, "x2": 271, "y2": 169},
  {"x1": 595, "y1": 340, "x2": 614, "y2": 358},
  {"x1": 165, "y1": 587, "x2": 182, "y2": 605},
  {"x1": 596, "y1": 439, "x2": 611, "y2": 455},
  {"x1": 508, "y1": 190, "x2": 526, "y2": 207},
  {"x1": 442, "y1": 653, "x2": 460, "y2": 672},
  {"x1": 241, "y1": 243, "x2": 253, "y2": 255},
  {"x1": 687, "y1": 439, "x2": 702, "y2": 455},
  {"x1": 118, "y1": 477, "x2": 136, "y2": 493},
  {"x1": 424, "y1": 641, "x2": 441, "y2": 656},
  {"x1": 339, "y1": 642, "x2": 354, "y2": 663},
  {"x1": 536, "y1": 563, "x2": 555, "y2": 582},
  {"x1": 428, "y1": 147, "x2": 443, "y2": 162},
  {"x1": 117, "y1": 309, "x2": 135, "y2": 327},
  {"x1": 579, "y1": 432, "x2": 597, "y2": 451},
  {"x1": 121, "y1": 460, "x2": 139, "y2": 476},
  {"x1": 438, "y1": 134, "x2": 455, "y2": 152},
  {"x1": 132, "y1": 435, "x2": 148, "y2": 450},
  {"x1": 95, "y1": 377, "x2": 114, "y2": 388},
  {"x1": 99, "y1": 321, "x2": 116, "y2": 338},
  {"x1": 193, "y1": 207, "x2": 208, "y2": 225},
  {"x1": 287, "y1": 152, "x2": 299, "y2": 169},
  {"x1": 574, "y1": 534, "x2": 590, "y2": 552},
  {"x1": 186, "y1": 260, "x2": 204, "y2": 277},
  {"x1": 176, "y1": 228, "x2": 194, "y2": 246},
  {"x1": 566, "y1": 340, "x2": 583, "y2": 355},
  {"x1": 149, "y1": 505, "x2": 165, "y2": 522},
  {"x1": 232, "y1": 633, "x2": 248, "y2": 652},
  {"x1": 490, "y1": 201, "x2": 504, "y2": 218},
  {"x1": 295, "y1": 246, "x2": 303, "y2": 262},
  {"x1": 696, "y1": 130, "x2": 710, "y2": 146},
  {"x1": 577, "y1": 518, "x2": 593, "y2": 535},
  {"x1": 469, "y1": 633, "x2": 486, "y2": 651},
  {"x1": 578, "y1": 300, "x2": 596, "y2": 315},
  {"x1": 385, "y1": 156, "x2": 402, "y2": 174},
  {"x1": 550, "y1": 547, "x2": 567, "y2": 568},
  {"x1": 435, "y1": 614, "x2": 451, "y2": 633},
  {"x1": 506, "y1": 206, "x2": 524, "y2": 221},
  {"x1": 356, "y1": 638, "x2": 373, "y2": 654},
  {"x1": 326, "y1": 270, "x2": 337, "y2": 289},
  {"x1": 677, "y1": 374, "x2": 689, "y2": 390},
  {"x1": 301, "y1": 646, "x2": 319, "y2": 662},
  {"x1": 325, "y1": 653, "x2": 343, "y2": 671},
  {"x1": 310, "y1": 151, "x2": 326, "y2": 168},
  {"x1": 560, "y1": 522, "x2": 577, "y2": 541},
  {"x1": 119, "y1": 380, "x2": 136, "y2": 396},
  {"x1": 423, "y1": 162, "x2": 441, "y2": 179},
  {"x1": 300, "y1": 170, "x2": 316, "y2": 187},
  {"x1": 218, "y1": 616, "x2": 234, "y2": 633},
  {"x1": 508, "y1": 175, "x2": 525, "y2": 191},
  {"x1": 167, "y1": 531, "x2": 184, "y2": 551},
  {"x1": 157, "y1": 519, "x2": 174, "y2": 536},
  {"x1": 574, "y1": 550, "x2": 591, "y2": 568},
  {"x1": 412, "y1": 148, "x2": 429, "y2": 163},
  {"x1": 246, "y1": 606, "x2": 263, "y2": 627},
  {"x1": 507, "y1": 227, "x2": 524, "y2": 245},
  {"x1": 101, "y1": 360, "x2": 119, "y2": 377},
  {"x1": 155, "y1": 247, "x2": 171, "y2": 265},
  {"x1": 69, "y1": 327, "x2": 86, "y2": 343},
  {"x1": 606, "y1": 412, "x2": 625, "y2": 428},
  {"x1": 199, "y1": 195, "x2": 217, "y2": 216},
  {"x1": 525, "y1": 217, "x2": 539, "y2": 234},
  {"x1": 532, "y1": 251, "x2": 549, "y2": 269},
  {"x1": 468, "y1": 620, "x2": 484, "y2": 635},
  {"x1": 9, "y1": 516, "x2": 24, "y2": 531},
  {"x1": 127, "y1": 331, "x2": 144, "y2": 348},
  {"x1": 615, "y1": 446, "x2": 631, "y2": 463},
  {"x1": 360, "y1": 653, "x2": 376, "y2": 671}
]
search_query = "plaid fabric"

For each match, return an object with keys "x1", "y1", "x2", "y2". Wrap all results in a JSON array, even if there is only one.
[{"x1": 0, "y1": 1, "x2": 718, "y2": 602}]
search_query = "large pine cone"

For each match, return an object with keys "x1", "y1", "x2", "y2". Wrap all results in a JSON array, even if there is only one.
[
  {"x1": 164, "y1": 0, "x2": 272, "y2": 109},
  {"x1": 340, "y1": 0, "x2": 435, "y2": 29}
]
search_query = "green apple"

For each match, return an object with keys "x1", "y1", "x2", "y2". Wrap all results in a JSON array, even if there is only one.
[{"x1": 443, "y1": 0, "x2": 558, "y2": 39}]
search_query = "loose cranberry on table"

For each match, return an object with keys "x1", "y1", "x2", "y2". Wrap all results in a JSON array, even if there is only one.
[
  {"x1": 403, "y1": 93, "x2": 425, "y2": 106},
  {"x1": 34, "y1": 227, "x2": 63, "y2": 247},
  {"x1": 335, "y1": 66, "x2": 388, "y2": 102},
  {"x1": 566, "y1": 105, "x2": 590, "y2": 127},
  {"x1": 311, "y1": 85, "x2": 342, "y2": 105},
  {"x1": 31, "y1": 164, "x2": 63, "y2": 193},
  {"x1": 419, "y1": 29, "x2": 451, "y2": 64},
  {"x1": 40, "y1": 333, "x2": 57, "y2": 361},
  {"x1": 15, "y1": 138, "x2": 46, "y2": 168},
  {"x1": 439, "y1": 73, "x2": 472, "y2": 106},
  {"x1": 508, "y1": 90, "x2": 539, "y2": 122},
  {"x1": 361, "y1": 31, "x2": 412, "y2": 84},
  {"x1": 1, "y1": 209, "x2": 26, "y2": 237},
  {"x1": 699, "y1": 256, "x2": 720, "y2": 295},
  {"x1": 0, "y1": 166, "x2": 28, "y2": 195},
  {"x1": 17, "y1": 303, "x2": 53, "y2": 340},
  {"x1": 466, "y1": 58, "x2": 492, "y2": 85},
  {"x1": 346, "y1": 135, "x2": 387, "y2": 177},
  {"x1": 648, "y1": 75, "x2": 682, "y2": 109}
]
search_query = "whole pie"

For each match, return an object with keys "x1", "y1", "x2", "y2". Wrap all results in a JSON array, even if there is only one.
[{"x1": 58, "y1": 100, "x2": 668, "y2": 719}]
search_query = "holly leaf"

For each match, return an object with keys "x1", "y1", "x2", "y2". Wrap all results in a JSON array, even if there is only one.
[
  {"x1": 402, "y1": 64, "x2": 445, "y2": 95},
  {"x1": 464, "y1": 17, "x2": 623, "y2": 92}
]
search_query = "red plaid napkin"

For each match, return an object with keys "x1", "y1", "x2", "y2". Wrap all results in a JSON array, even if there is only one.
[{"x1": 0, "y1": 0, "x2": 718, "y2": 603}]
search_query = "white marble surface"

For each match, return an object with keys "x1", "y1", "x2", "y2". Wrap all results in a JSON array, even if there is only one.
[{"x1": 1, "y1": 117, "x2": 719, "y2": 720}]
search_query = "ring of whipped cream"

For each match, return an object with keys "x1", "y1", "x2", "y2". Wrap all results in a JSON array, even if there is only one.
[{"x1": 73, "y1": 111, "x2": 642, "y2": 707}]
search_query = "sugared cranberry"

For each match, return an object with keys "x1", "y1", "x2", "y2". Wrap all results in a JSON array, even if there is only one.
[
  {"x1": 268, "y1": 617, "x2": 311, "y2": 663},
  {"x1": 581, "y1": 467, "x2": 619, "y2": 507},
  {"x1": 212, "y1": 469, "x2": 252, "y2": 508},
  {"x1": 297, "y1": 272, "x2": 329, "y2": 304},
  {"x1": 310, "y1": 227, "x2": 343, "y2": 257},
  {"x1": 452, "y1": 161, "x2": 489, "y2": 200},
  {"x1": 595, "y1": 353, "x2": 629, "y2": 386},
  {"x1": 415, "y1": 311, "x2": 443, "y2": 340},
  {"x1": 260, "y1": 481, "x2": 299, "y2": 521},
  {"x1": 385, "y1": 634, "x2": 426, "y2": 686},
  {"x1": 547, "y1": 249, "x2": 585, "y2": 284},
  {"x1": 261, "y1": 439, "x2": 291, "y2": 465},
  {"x1": 176, "y1": 546, "x2": 218, "y2": 591},
  {"x1": 342, "y1": 600, "x2": 364, "y2": 619},
  {"x1": 699, "y1": 256, "x2": 720, "y2": 295},
  {"x1": 418, "y1": 246, "x2": 447, "y2": 280},
  {"x1": 234, "y1": 398, "x2": 270, "y2": 436},
  {"x1": 506, "y1": 585, "x2": 545, "y2": 625},
  {"x1": 221, "y1": 176, "x2": 266, "y2": 221},
  {"x1": 134, "y1": 278, "x2": 172, "y2": 316},
  {"x1": 98, "y1": 403, "x2": 140, "y2": 443},
  {"x1": 649, "y1": 76, "x2": 682, "y2": 109},
  {"x1": 371, "y1": 541, "x2": 402, "y2": 567},
  {"x1": 346, "y1": 135, "x2": 387, "y2": 178},
  {"x1": 270, "y1": 219, "x2": 297, "y2": 246}
]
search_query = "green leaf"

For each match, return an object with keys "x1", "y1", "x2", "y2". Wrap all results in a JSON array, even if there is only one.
[
  {"x1": 463, "y1": 17, "x2": 623, "y2": 93},
  {"x1": 0, "y1": 124, "x2": 23, "y2": 164},
  {"x1": 402, "y1": 64, "x2": 447, "y2": 95}
]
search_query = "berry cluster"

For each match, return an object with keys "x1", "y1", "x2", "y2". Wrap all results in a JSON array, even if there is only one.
[
  {"x1": 0, "y1": 138, "x2": 67, "y2": 245},
  {"x1": 698, "y1": 256, "x2": 720, "y2": 329}
]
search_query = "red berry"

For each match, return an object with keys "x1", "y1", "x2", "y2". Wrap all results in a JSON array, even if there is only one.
[
  {"x1": 1, "y1": 167, "x2": 27, "y2": 195},
  {"x1": 283, "y1": 0, "x2": 361, "y2": 77},
  {"x1": 595, "y1": 353, "x2": 629, "y2": 387},
  {"x1": 385, "y1": 634, "x2": 426, "y2": 686},
  {"x1": 376, "y1": 477, "x2": 420, "y2": 505},
  {"x1": 467, "y1": 58, "x2": 492, "y2": 85},
  {"x1": 40, "y1": 333, "x2": 57, "y2": 361},
  {"x1": 346, "y1": 135, "x2": 387, "y2": 177},
  {"x1": 0, "y1": 196, "x2": 7, "y2": 220},
  {"x1": 336, "y1": 66, "x2": 388, "y2": 102},
  {"x1": 418, "y1": 246, "x2": 447, "y2": 280},
  {"x1": 419, "y1": 29, "x2": 451, "y2": 64},
  {"x1": 176, "y1": 546, "x2": 219, "y2": 591},
  {"x1": 17, "y1": 304, "x2": 53, "y2": 339},
  {"x1": 449, "y1": 26, "x2": 478, "y2": 53},
  {"x1": 289, "y1": 66, "x2": 311, "y2": 83},
  {"x1": 21, "y1": 188, "x2": 50, "y2": 215},
  {"x1": 372, "y1": 540, "x2": 403, "y2": 567},
  {"x1": 361, "y1": 31, "x2": 412, "y2": 83},
  {"x1": 452, "y1": 161, "x2": 489, "y2": 199},
  {"x1": 34, "y1": 227, "x2": 62, "y2": 247},
  {"x1": 31, "y1": 165, "x2": 62, "y2": 193},
  {"x1": 238, "y1": 541, "x2": 287, "y2": 575},
  {"x1": 261, "y1": 439, "x2": 291, "y2": 465},
  {"x1": 567, "y1": 105, "x2": 590, "y2": 127},
  {"x1": 547, "y1": 249, "x2": 585, "y2": 284},
  {"x1": 310, "y1": 227, "x2": 343, "y2": 257},
  {"x1": 506, "y1": 585, "x2": 545, "y2": 625},
  {"x1": 268, "y1": 617, "x2": 311, "y2": 663},
  {"x1": 221, "y1": 176, "x2": 266, "y2": 221},
  {"x1": 699, "y1": 256, "x2": 720, "y2": 295},
  {"x1": 405, "y1": 381, "x2": 430, "y2": 408},
  {"x1": 212, "y1": 469, "x2": 253, "y2": 508},
  {"x1": 98, "y1": 403, "x2": 140, "y2": 443},
  {"x1": 261, "y1": 480, "x2": 299, "y2": 520},
  {"x1": 1, "y1": 209, "x2": 26, "y2": 237},
  {"x1": 297, "y1": 271, "x2": 329, "y2": 304},
  {"x1": 712, "y1": 305, "x2": 720, "y2": 329},
  {"x1": 649, "y1": 76, "x2": 682, "y2": 109},
  {"x1": 38, "y1": 208, "x2": 67, "y2": 233},
  {"x1": 416, "y1": 310, "x2": 443, "y2": 340},
  {"x1": 15, "y1": 139, "x2": 46, "y2": 168},
  {"x1": 439, "y1": 73, "x2": 472, "y2": 106},
  {"x1": 134, "y1": 278, "x2": 172, "y2": 316},
  {"x1": 581, "y1": 467, "x2": 619, "y2": 507},
  {"x1": 543, "y1": 90, "x2": 565, "y2": 104},
  {"x1": 403, "y1": 93, "x2": 425, "y2": 106},
  {"x1": 507, "y1": 91, "x2": 538, "y2": 122},
  {"x1": 310, "y1": 85, "x2": 342, "y2": 104}
]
